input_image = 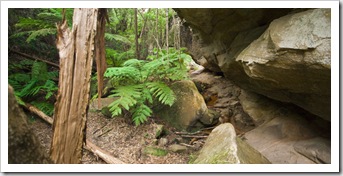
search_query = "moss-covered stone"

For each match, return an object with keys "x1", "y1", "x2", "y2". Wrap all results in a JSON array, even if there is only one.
[
  {"x1": 193, "y1": 123, "x2": 270, "y2": 164},
  {"x1": 143, "y1": 146, "x2": 168, "y2": 156},
  {"x1": 154, "y1": 80, "x2": 219, "y2": 131}
]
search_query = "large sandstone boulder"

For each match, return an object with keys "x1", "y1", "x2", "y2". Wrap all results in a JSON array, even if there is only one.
[
  {"x1": 193, "y1": 123, "x2": 270, "y2": 164},
  {"x1": 239, "y1": 90, "x2": 331, "y2": 164},
  {"x1": 174, "y1": 8, "x2": 294, "y2": 73},
  {"x1": 233, "y1": 8, "x2": 331, "y2": 121},
  {"x1": 176, "y1": 8, "x2": 331, "y2": 121},
  {"x1": 154, "y1": 80, "x2": 219, "y2": 131}
]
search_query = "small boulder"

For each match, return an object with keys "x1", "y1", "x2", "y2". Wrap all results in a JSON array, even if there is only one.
[
  {"x1": 154, "y1": 80, "x2": 219, "y2": 131},
  {"x1": 168, "y1": 144, "x2": 188, "y2": 153},
  {"x1": 193, "y1": 123, "x2": 270, "y2": 164}
]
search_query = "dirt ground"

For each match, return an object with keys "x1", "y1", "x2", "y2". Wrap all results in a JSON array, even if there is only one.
[{"x1": 28, "y1": 71, "x2": 254, "y2": 164}]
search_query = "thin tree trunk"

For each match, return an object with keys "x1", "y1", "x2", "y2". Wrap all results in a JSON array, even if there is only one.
[
  {"x1": 50, "y1": 8, "x2": 98, "y2": 164},
  {"x1": 134, "y1": 8, "x2": 140, "y2": 59},
  {"x1": 165, "y1": 8, "x2": 169, "y2": 58},
  {"x1": 156, "y1": 8, "x2": 159, "y2": 59},
  {"x1": 95, "y1": 8, "x2": 108, "y2": 108}
]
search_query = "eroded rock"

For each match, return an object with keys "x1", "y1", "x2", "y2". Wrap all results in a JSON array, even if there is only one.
[{"x1": 240, "y1": 90, "x2": 330, "y2": 164}]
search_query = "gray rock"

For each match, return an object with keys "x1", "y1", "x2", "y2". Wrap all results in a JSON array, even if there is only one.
[
  {"x1": 154, "y1": 124, "x2": 165, "y2": 139},
  {"x1": 168, "y1": 144, "x2": 188, "y2": 153},
  {"x1": 158, "y1": 138, "x2": 168, "y2": 147},
  {"x1": 293, "y1": 137, "x2": 331, "y2": 164},
  {"x1": 193, "y1": 123, "x2": 270, "y2": 164}
]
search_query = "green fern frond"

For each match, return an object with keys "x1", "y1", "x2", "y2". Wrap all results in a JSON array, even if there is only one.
[
  {"x1": 146, "y1": 82, "x2": 176, "y2": 106},
  {"x1": 26, "y1": 28, "x2": 56, "y2": 43},
  {"x1": 132, "y1": 103, "x2": 152, "y2": 126},
  {"x1": 105, "y1": 33, "x2": 132, "y2": 45},
  {"x1": 122, "y1": 59, "x2": 145, "y2": 67},
  {"x1": 31, "y1": 101, "x2": 54, "y2": 116},
  {"x1": 19, "y1": 79, "x2": 38, "y2": 97},
  {"x1": 108, "y1": 85, "x2": 142, "y2": 117},
  {"x1": 31, "y1": 61, "x2": 48, "y2": 80},
  {"x1": 104, "y1": 66, "x2": 141, "y2": 84}
]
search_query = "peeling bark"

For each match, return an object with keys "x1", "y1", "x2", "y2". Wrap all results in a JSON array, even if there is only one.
[{"x1": 50, "y1": 8, "x2": 98, "y2": 164}]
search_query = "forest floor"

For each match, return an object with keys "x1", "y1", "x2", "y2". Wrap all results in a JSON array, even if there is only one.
[{"x1": 29, "y1": 70, "x2": 253, "y2": 164}]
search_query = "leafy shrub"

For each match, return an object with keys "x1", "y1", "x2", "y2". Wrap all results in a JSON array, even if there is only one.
[{"x1": 104, "y1": 48, "x2": 192, "y2": 125}]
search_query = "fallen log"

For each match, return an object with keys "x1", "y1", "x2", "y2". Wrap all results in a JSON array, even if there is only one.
[
  {"x1": 10, "y1": 49, "x2": 60, "y2": 68},
  {"x1": 22, "y1": 102, "x2": 125, "y2": 164}
]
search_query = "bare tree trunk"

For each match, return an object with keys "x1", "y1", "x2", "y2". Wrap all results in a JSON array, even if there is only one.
[
  {"x1": 166, "y1": 8, "x2": 169, "y2": 59},
  {"x1": 95, "y1": 8, "x2": 108, "y2": 107},
  {"x1": 8, "y1": 85, "x2": 52, "y2": 164},
  {"x1": 156, "y1": 8, "x2": 159, "y2": 59},
  {"x1": 50, "y1": 8, "x2": 98, "y2": 164},
  {"x1": 134, "y1": 8, "x2": 140, "y2": 59}
]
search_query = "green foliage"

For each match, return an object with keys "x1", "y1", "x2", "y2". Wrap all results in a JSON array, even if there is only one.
[
  {"x1": 9, "y1": 61, "x2": 58, "y2": 116},
  {"x1": 104, "y1": 48, "x2": 192, "y2": 125}
]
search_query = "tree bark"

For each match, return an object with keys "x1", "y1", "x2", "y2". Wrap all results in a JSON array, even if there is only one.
[
  {"x1": 8, "y1": 85, "x2": 52, "y2": 164},
  {"x1": 50, "y1": 8, "x2": 98, "y2": 164},
  {"x1": 134, "y1": 8, "x2": 140, "y2": 59},
  {"x1": 94, "y1": 8, "x2": 108, "y2": 107},
  {"x1": 165, "y1": 8, "x2": 169, "y2": 57}
]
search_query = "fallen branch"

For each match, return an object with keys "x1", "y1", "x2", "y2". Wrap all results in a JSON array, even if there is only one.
[
  {"x1": 180, "y1": 135, "x2": 208, "y2": 138},
  {"x1": 23, "y1": 103, "x2": 54, "y2": 125},
  {"x1": 10, "y1": 49, "x2": 60, "y2": 68},
  {"x1": 84, "y1": 139, "x2": 125, "y2": 164},
  {"x1": 22, "y1": 102, "x2": 125, "y2": 164},
  {"x1": 97, "y1": 128, "x2": 113, "y2": 138}
]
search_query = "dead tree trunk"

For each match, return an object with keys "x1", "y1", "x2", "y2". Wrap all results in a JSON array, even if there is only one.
[
  {"x1": 8, "y1": 85, "x2": 52, "y2": 164},
  {"x1": 94, "y1": 8, "x2": 108, "y2": 107},
  {"x1": 50, "y1": 8, "x2": 99, "y2": 164}
]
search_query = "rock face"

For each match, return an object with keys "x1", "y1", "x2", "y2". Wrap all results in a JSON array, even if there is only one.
[
  {"x1": 154, "y1": 80, "x2": 219, "y2": 131},
  {"x1": 175, "y1": 8, "x2": 331, "y2": 121},
  {"x1": 193, "y1": 123, "x2": 270, "y2": 164},
  {"x1": 239, "y1": 90, "x2": 331, "y2": 164},
  {"x1": 8, "y1": 85, "x2": 52, "y2": 164}
]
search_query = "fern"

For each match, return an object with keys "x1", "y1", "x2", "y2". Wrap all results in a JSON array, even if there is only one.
[
  {"x1": 105, "y1": 33, "x2": 132, "y2": 45},
  {"x1": 106, "y1": 48, "x2": 192, "y2": 125},
  {"x1": 132, "y1": 103, "x2": 152, "y2": 126},
  {"x1": 9, "y1": 61, "x2": 58, "y2": 116},
  {"x1": 108, "y1": 85, "x2": 142, "y2": 117},
  {"x1": 146, "y1": 82, "x2": 175, "y2": 106}
]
